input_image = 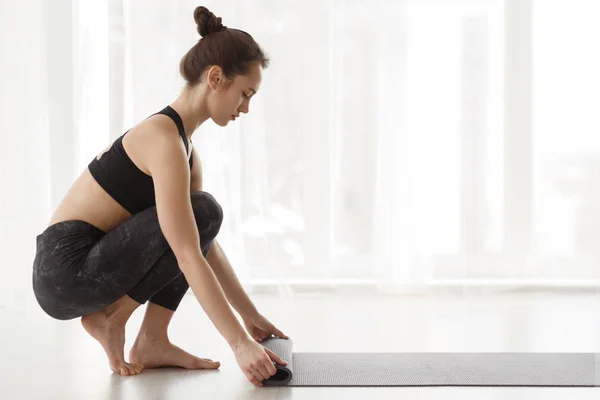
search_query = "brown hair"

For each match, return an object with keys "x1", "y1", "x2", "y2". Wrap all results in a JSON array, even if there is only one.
[{"x1": 180, "y1": 6, "x2": 270, "y2": 86}]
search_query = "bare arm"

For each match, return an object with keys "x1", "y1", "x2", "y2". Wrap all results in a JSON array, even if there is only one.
[
  {"x1": 206, "y1": 240, "x2": 258, "y2": 320},
  {"x1": 150, "y1": 134, "x2": 286, "y2": 387},
  {"x1": 147, "y1": 134, "x2": 249, "y2": 348}
]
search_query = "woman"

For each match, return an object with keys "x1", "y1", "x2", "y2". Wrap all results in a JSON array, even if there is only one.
[{"x1": 32, "y1": 6, "x2": 288, "y2": 387}]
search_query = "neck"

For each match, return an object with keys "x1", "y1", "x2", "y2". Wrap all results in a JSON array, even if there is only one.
[{"x1": 169, "y1": 84, "x2": 210, "y2": 140}]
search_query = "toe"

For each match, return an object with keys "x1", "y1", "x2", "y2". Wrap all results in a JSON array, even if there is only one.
[
  {"x1": 130, "y1": 365, "x2": 140, "y2": 374},
  {"x1": 197, "y1": 358, "x2": 220, "y2": 369},
  {"x1": 126, "y1": 365, "x2": 139, "y2": 375}
]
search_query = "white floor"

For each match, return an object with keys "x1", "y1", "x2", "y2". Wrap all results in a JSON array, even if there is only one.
[{"x1": 2, "y1": 288, "x2": 600, "y2": 399}]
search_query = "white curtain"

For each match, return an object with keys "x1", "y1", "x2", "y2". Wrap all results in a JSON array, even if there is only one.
[
  {"x1": 3, "y1": 0, "x2": 600, "y2": 306},
  {"x1": 1, "y1": 0, "x2": 52, "y2": 306}
]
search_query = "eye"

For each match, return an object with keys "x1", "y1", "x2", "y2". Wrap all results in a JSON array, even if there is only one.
[{"x1": 243, "y1": 92, "x2": 250, "y2": 99}]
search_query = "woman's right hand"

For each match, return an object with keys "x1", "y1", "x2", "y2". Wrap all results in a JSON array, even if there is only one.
[{"x1": 232, "y1": 336, "x2": 288, "y2": 387}]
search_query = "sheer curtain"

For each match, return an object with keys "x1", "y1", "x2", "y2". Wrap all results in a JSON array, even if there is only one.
[
  {"x1": 3, "y1": 0, "x2": 600, "y2": 306},
  {"x1": 1, "y1": 0, "x2": 52, "y2": 306}
]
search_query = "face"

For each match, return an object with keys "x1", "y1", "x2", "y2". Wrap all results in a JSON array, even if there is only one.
[{"x1": 206, "y1": 62, "x2": 262, "y2": 127}]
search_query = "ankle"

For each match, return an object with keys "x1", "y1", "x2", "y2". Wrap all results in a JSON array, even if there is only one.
[
  {"x1": 104, "y1": 296, "x2": 140, "y2": 320},
  {"x1": 136, "y1": 328, "x2": 169, "y2": 343}
]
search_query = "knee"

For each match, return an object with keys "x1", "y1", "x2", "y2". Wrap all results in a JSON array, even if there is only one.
[
  {"x1": 190, "y1": 191, "x2": 223, "y2": 233},
  {"x1": 33, "y1": 284, "x2": 77, "y2": 321}
]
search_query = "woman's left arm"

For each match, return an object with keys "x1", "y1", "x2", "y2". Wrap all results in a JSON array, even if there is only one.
[
  {"x1": 205, "y1": 240, "x2": 259, "y2": 320},
  {"x1": 190, "y1": 147, "x2": 258, "y2": 321},
  {"x1": 191, "y1": 148, "x2": 287, "y2": 341},
  {"x1": 207, "y1": 241, "x2": 289, "y2": 342}
]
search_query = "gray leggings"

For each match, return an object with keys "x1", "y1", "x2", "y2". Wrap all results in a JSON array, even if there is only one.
[{"x1": 32, "y1": 191, "x2": 223, "y2": 320}]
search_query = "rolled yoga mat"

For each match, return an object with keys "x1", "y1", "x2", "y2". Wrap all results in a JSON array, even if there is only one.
[{"x1": 260, "y1": 337, "x2": 600, "y2": 387}]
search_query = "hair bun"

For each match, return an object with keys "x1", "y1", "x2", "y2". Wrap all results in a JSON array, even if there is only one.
[{"x1": 194, "y1": 6, "x2": 226, "y2": 37}]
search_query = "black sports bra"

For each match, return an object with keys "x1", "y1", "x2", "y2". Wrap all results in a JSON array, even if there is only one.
[{"x1": 88, "y1": 105, "x2": 192, "y2": 215}]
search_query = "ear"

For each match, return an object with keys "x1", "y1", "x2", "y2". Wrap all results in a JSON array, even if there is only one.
[{"x1": 206, "y1": 65, "x2": 223, "y2": 90}]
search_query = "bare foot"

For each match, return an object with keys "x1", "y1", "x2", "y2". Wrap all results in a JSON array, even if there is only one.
[
  {"x1": 81, "y1": 312, "x2": 143, "y2": 376},
  {"x1": 129, "y1": 336, "x2": 220, "y2": 370}
]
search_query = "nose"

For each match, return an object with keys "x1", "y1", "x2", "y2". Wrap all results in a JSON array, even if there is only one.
[{"x1": 238, "y1": 102, "x2": 249, "y2": 115}]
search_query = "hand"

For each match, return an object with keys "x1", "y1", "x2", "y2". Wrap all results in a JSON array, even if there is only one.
[
  {"x1": 244, "y1": 312, "x2": 290, "y2": 343},
  {"x1": 232, "y1": 336, "x2": 288, "y2": 387}
]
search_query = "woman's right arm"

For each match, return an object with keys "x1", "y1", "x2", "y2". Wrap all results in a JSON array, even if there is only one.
[
  {"x1": 144, "y1": 131, "x2": 285, "y2": 387},
  {"x1": 146, "y1": 133, "x2": 247, "y2": 347}
]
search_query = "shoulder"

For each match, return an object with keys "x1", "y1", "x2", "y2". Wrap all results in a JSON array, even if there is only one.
[
  {"x1": 140, "y1": 114, "x2": 183, "y2": 146},
  {"x1": 136, "y1": 115, "x2": 188, "y2": 156},
  {"x1": 129, "y1": 116, "x2": 190, "y2": 176}
]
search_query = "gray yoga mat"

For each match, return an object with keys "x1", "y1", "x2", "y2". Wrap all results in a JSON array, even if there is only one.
[{"x1": 260, "y1": 337, "x2": 600, "y2": 387}]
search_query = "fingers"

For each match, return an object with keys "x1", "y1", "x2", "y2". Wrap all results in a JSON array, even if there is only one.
[
  {"x1": 245, "y1": 354, "x2": 278, "y2": 387},
  {"x1": 267, "y1": 326, "x2": 288, "y2": 340},
  {"x1": 255, "y1": 321, "x2": 287, "y2": 340},
  {"x1": 244, "y1": 370, "x2": 263, "y2": 387},
  {"x1": 265, "y1": 348, "x2": 288, "y2": 366},
  {"x1": 266, "y1": 356, "x2": 278, "y2": 375},
  {"x1": 257, "y1": 364, "x2": 272, "y2": 380},
  {"x1": 255, "y1": 330, "x2": 289, "y2": 342},
  {"x1": 256, "y1": 352, "x2": 277, "y2": 378},
  {"x1": 273, "y1": 329, "x2": 289, "y2": 339},
  {"x1": 263, "y1": 321, "x2": 288, "y2": 340},
  {"x1": 245, "y1": 366, "x2": 272, "y2": 386}
]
